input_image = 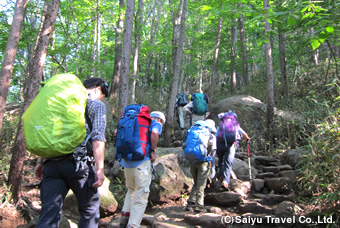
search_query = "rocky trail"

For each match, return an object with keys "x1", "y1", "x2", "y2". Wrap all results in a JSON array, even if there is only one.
[{"x1": 106, "y1": 147, "x2": 319, "y2": 228}]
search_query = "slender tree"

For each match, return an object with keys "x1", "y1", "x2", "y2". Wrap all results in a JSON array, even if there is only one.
[
  {"x1": 118, "y1": 0, "x2": 135, "y2": 116},
  {"x1": 0, "y1": 0, "x2": 28, "y2": 136},
  {"x1": 210, "y1": 17, "x2": 222, "y2": 102},
  {"x1": 109, "y1": 0, "x2": 125, "y2": 114},
  {"x1": 230, "y1": 17, "x2": 237, "y2": 93},
  {"x1": 164, "y1": 0, "x2": 187, "y2": 146},
  {"x1": 8, "y1": 0, "x2": 60, "y2": 202},
  {"x1": 239, "y1": 9, "x2": 248, "y2": 87},
  {"x1": 264, "y1": 0, "x2": 275, "y2": 151},
  {"x1": 131, "y1": 0, "x2": 143, "y2": 104}
]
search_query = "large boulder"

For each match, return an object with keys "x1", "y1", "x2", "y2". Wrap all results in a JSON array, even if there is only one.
[
  {"x1": 150, "y1": 153, "x2": 193, "y2": 203},
  {"x1": 210, "y1": 95, "x2": 303, "y2": 151}
]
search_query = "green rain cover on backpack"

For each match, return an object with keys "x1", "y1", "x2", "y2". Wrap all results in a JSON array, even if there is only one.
[{"x1": 22, "y1": 73, "x2": 88, "y2": 159}]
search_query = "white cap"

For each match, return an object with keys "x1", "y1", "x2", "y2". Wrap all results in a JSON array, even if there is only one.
[
  {"x1": 206, "y1": 119, "x2": 217, "y2": 133},
  {"x1": 150, "y1": 111, "x2": 166, "y2": 123}
]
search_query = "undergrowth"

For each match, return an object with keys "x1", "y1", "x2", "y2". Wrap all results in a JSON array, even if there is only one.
[{"x1": 297, "y1": 108, "x2": 339, "y2": 217}]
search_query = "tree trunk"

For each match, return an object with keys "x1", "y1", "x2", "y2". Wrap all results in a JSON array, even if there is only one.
[
  {"x1": 278, "y1": 30, "x2": 288, "y2": 97},
  {"x1": 164, "y1": 0, "x2": 187, "y2": 146},
  {"x1": 210, "y1": 17, "x2": 222, "y2": 103},
  {"x1": 118, "y1": 0, "x2": 135, "y2": 116},
  {"x1": 238, "y1": 10, "x2": 248, "y2": 87},
  {"x1": 96, "y1": 0, "x2": 101, "y2": 77},
  {"x1": 109, "y1": 0, "x2": 125, "y2": 115},
  {"x1": 264, "y1": 0, "x2": 275, "y2": 152},
  {"x1": 143, "y1": 0, "x2": 159, "y2": 87},
  {"x1": 131, "y1": 0, "x2": 143, "y2": 104},
  {"x1": 0, "y1": 0, "x2": 28, "y2": 137},
  {"x1": 8, "y1": 0, "x2": 60, "y2": 203},
  {"x1": 230, "y1": 17, "x2": 237, "y2": 94}
]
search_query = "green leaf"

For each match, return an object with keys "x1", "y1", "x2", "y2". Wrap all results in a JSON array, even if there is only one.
[
  {"x1": 326, "y1": 26, "x2": 334, "y2": 33},
  {"x1": 267, "y1": 19, "x2": 272, "y2": 24},
  {"x1": 257, "y1": 41, "x2": 263, "y2": 46},
  {"x1": 311, "y1": 39, "x2": 321, "y2": 50},
  {"x1": 233, "y1": 13, "x2": 239, "y2": 19},
  {"x1": 202, "y1": 5, "x2": 212, "y2": 11},
  {"x1": 287, "y1": 17, "x2": 296, "y2": 26}
]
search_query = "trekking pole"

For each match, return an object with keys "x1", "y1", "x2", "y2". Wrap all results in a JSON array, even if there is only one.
[{"x1": 247, "y1": 142, "x2": 252, "y2": 181}]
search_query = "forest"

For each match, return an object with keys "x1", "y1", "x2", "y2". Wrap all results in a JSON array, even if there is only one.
[{"x1": 0, "y1": 0, "x2": 339, "y2": 226}]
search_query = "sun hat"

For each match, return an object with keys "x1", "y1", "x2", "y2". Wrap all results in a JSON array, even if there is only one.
[
  {"x1": 150, "y1": 111, "x2": 166, "y2": 123},
  {"x1": 205, "y1": 119, "x2": 217, "y2": 133}
]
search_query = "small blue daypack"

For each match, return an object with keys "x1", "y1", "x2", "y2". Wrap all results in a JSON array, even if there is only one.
[
  {"x1": 177, "y1": 93, "x2": 188, "y2": 106},
  {"x1": 115, "y1": 104, "x2": 151, "y2": 161},
  {"x1": 183, "y1": 120, "x2": 212, "y2": 163}
]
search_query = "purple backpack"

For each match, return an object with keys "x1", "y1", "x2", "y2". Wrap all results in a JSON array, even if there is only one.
[{"x1": 217, "y1": 112, "x2": 240, "y2": 145}]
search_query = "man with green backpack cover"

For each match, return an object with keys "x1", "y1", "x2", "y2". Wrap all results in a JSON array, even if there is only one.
[{"x1": 26, "y1": 75, "x2": 108, "y2": 228}]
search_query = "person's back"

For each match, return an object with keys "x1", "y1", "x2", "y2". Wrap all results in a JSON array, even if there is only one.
[
  {"x1": 34, "y1": 77, "x2": 108, "y2": 228},
  {"x1": 184, "y1": 92, "x2": 210, "y2": 126},
  {"x1": 119, "y1": 110, "x2": 165, "y2": 228},
  {"x1": 183, "y1": 120, "x2": 216, "y2": 213},
  {"x1": 216, "y1": 110, "x2": 250, "y2": 190}
]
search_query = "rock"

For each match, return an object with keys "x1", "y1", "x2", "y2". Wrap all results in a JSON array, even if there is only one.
[
  {"x1": 229, "y1": 179, "x2": 251, "y2": 198},
  {"x1": 232, "y1": 158, "x2": 258, "y2": 180},
  {"x1": 150, "y1": 153, "x2": 193, "y2": 203},
  {"x1": 252, "y1": 179, "x2": 265, "y2": 192},
  {"x1": 205, "y1": 192, "x2": 242, "y2": 206},
  {"x1": 184, "y1": 213, "x2": 224, "y2": 228},
  {"x1": 263, "y1": 166, "x2": 280, "y2": 173},
  {"x1": 238, "y1": 202, "x2": 274, "y2": 214},
  {"x1": 255, "y1": 172, "x2": 276, "y2": 179},
  {"x1": 265, "y1": 177, "x2": 295, "y2": 194},
  {"x1": 278, "y1": 170, "x2": 297, "y2": 183},
  {"x1": 254, "y1": 156, "x2": 281, "y2": 166},
  {"x1": 281, "y1": 148, "x2": 308, "y2": 168}
]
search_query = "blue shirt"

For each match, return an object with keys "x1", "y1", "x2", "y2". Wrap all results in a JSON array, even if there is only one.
[{"x1": 121, "y1": 120, "x2": 162, "y2": 168}]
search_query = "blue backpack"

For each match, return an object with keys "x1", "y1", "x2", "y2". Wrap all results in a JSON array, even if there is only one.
[
  {"x1": 115, "y1": 104, "x2": 151, "y2": 161},
  {"x1": 177, "y1": 93, "x2": 188, "y2": 106},
  {"x1": 183, "y1": 120, "x2": 212, "y2": 163}
]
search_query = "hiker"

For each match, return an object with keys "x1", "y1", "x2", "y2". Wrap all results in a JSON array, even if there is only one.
[
  {"x1": 183, "y1": 92, "x2": 210, "y2": 127},
  {"x1": 34, "y1": 77, "x2": 108, "y2": 228},
  {"x1": 182, "y1": 119, "x2": 217, "y2": 213},
  {"x1": 175, "y1": 92, "x2": 188, "y2": 130},
  {"x1": 119, "y1": 111, "x2": 165, "y2": 228},
  {"x1": 216, "y1": 110, "x2": 250, "y2": 190}
]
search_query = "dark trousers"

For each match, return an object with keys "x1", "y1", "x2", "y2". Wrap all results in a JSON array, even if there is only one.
[
  {"x1": 217, "y1": 142, "x2": 236, "y2": 184},
  {"x1": 37, "y1": 155, "x2": 100, "y2": 228}
]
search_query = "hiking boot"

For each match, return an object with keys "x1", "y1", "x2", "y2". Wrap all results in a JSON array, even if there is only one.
[
  {"x1": 221, "y1": 181, "x2": 229, "y2": 190},
  {"x1": 119, "y1": 211, "x2": 130, "y2": 228},
  {"x1": 185, "y1": 202, "x2": 194, "y2": 212},
  {"x1": 194, "y1": 207, "x2": 207, "y2": 214}
]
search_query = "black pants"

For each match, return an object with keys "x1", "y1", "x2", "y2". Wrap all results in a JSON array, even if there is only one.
[{"x1": 37, "y1": 155, "x2": 100, "y2": 228}]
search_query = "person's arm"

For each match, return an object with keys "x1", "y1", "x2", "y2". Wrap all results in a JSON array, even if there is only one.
[
  {"x1": 89, "y1": 100, "x2": 107, "y2": 187},
  {"x1": 150, "y1": 130, "x2": 159, "y2": 163},
  {"x1": 183, "y1": 102, "x2": 192, "y2": 113},
  {"x1": 34, "y1": 157, "x2": 44, "y2": 180},
  {"x1": 92, "y1": 140, "x2": 105, "y2": 188},
  {"x1": 243, "y1": 132, "x2": 250, "y2": 142}
]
